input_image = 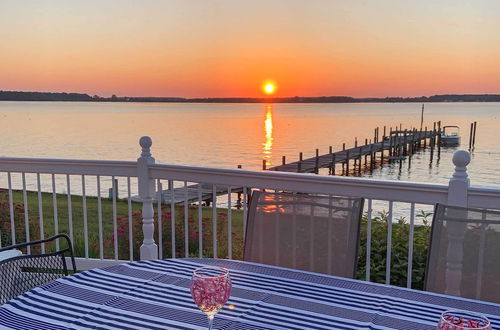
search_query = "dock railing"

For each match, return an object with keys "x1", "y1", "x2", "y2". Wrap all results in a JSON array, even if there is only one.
[{"x1": 1, "y1": 136, "x2": 499, "y2": 289}]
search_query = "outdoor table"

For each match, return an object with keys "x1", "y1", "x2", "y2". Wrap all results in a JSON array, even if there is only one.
[{"x1": 0, "y1": 258, "x2": 499, "y2": 329}]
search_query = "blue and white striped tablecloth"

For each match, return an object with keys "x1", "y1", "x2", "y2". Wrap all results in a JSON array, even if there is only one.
[{"x1": 1, "y1": 258, "x2": 499, "y2": 329}]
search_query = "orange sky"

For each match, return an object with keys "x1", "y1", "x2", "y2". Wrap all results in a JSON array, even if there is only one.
[{"x1": 1, "y1": 0, "x2": 499, "y2": 98}]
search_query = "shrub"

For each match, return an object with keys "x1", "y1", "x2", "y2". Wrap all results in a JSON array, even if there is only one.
[
  {"x1": 0, "y1": 189, "x2": 41, "y2": 250},
  {"x1": 357, "y1": 210, "x2": 432, "y2": 289}
]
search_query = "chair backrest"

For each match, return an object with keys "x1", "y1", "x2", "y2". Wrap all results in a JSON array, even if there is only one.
[
  {"x1": 0, "y1": 234, "x2": 76, "y2": 305},
  {"x1": 244, "y1": 191, "x2": 364, "y2": 278},
  {"x1": 425, "y1": 204, "x2": 500, "y2": 303}
]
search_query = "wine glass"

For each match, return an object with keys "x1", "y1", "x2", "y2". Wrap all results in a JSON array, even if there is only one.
[
  {"x1": 437, "y1": 310, "x2": 491, "y2": 329},
  {"x1": 191, "y1": 266, "x2": 232, "y2": 330}
]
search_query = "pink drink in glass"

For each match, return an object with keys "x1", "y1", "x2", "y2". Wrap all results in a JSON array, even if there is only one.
[
  {"x1": 437, "y1": 310, "x2": 491, "y2": 330},
  {"x1": 191, "y1": 266, "x2": 231, "y2": 330}
]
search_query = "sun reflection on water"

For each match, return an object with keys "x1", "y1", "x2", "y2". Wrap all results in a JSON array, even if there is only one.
[{"x1": 262, "y1": 104, "x2": 274, "y2": 167}]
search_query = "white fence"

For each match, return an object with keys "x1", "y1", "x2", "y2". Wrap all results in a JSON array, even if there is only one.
[{"x1": 1, "y1": 136, "x2": 499, "y2": 289}]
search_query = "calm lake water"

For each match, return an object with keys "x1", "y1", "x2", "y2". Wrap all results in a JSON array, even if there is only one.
[{"x1": 1, "y1": 101, "x2": 499, "y2": 188}]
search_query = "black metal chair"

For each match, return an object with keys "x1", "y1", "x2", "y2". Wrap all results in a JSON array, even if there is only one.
[
  {"x1": 0, "y1": 234, "x2": 76, "y2": 305},
  {"x1": 244, "y1": 191, "x2": 364, "y2": 278},
  {"x1": 425, "y1": 203, "x2": 500, "y2": 303}
]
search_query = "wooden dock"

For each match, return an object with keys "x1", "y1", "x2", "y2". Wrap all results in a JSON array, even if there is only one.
[
  {"x1": 131, "y1": 183, "x2": 243, "y2": 205},
  {"x1": 268, "y1": 127, "x2": 440, "y2": 175},
  {"x1": 159, "y1": 183, "x2": 243, "y2": 205}
]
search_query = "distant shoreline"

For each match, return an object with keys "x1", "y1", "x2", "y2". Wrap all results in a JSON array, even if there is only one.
[{"x1": 1, "y1": 90, "x2": 500, "y2": 103}]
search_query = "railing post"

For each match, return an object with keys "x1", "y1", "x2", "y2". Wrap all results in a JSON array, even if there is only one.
[
  {"x1": 444, "y1": 150, "x2": 471, "y2": 296},
  {"x1": 138, "y1": 136, "x2": 158, "y2": 260},
  {"x1": 447, "y1": 150, "x2": 471, "y2": 206}
]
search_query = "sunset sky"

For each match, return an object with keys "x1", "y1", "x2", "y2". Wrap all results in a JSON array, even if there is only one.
[{"x1": 1, "y1": 0, "x2": 499, "y2": 98}]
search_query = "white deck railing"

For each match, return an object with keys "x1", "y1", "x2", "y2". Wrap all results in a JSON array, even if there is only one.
[{"x1": 1, "y1": 136, "x2": 499, "y2": 289}]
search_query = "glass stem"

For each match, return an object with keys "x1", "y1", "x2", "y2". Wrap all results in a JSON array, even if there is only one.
[{"x1": 207, "y1": 315, "x2": 214, "y2": 330}]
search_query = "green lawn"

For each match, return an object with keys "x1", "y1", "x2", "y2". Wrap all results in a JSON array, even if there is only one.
[{"x1": 0, "y1": 189, "x2": 245, "y2": 260}]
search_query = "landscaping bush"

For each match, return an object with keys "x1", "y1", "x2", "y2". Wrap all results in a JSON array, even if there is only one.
[
  {"x1": 0, "y1": 189, "x2": 41, "y2": 250},
  {"x1": 357, "y1": 210, "x2": 432, "y2": 289}
]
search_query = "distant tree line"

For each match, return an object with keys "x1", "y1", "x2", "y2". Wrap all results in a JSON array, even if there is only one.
[
  {"x1": 1, "y1": 90, "x2": 500, "y2": 103},
  {"x1": 0, "y1": 91, "x2": 94, "y2": 101}
]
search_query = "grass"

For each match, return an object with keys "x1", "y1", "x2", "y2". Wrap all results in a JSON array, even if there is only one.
[{"x1": 0, "y1": 189, "x2": 245, "y2": 260}]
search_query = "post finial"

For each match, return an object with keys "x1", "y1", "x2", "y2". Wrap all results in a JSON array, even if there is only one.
[
  {"x1": 452, "y1": 150, "x2": 471, "y2": 168},
  {"x1": 139, "y1": 136, "x2": 152, "y2": 157},
  {"x1": 451, "y1": 150, "x2": 470, "y2": 181},
  {"x1": 448, "y1": 150, "x2": 471, "y2": 207}
]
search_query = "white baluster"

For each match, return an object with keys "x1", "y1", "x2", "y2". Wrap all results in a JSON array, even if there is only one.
[
  {"x1": 138, "y1": 136, "x2": 158, "y2": 260},
  {"x1": 444, "y1": 150, "x2": 471, "y2": 296}
]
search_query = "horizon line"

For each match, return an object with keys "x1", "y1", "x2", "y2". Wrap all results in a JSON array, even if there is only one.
[{"x1": 2, "y1": 89, "x2": 500, "y2": 100}]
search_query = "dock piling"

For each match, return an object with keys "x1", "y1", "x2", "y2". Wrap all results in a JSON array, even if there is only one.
[
  {"x1": 472, "y1": 121, "x2": 477, "y2": 149},
  {"x1": 469, "y1": 123, "x2": 474, "y2": 150}
]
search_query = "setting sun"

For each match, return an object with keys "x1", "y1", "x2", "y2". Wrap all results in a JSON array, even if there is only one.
[{"x1": 263, "y1": 82, "x2": 276, "y2": 95}]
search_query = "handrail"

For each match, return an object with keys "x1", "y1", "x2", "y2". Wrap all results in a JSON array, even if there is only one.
[
  {"x1": 0, "y1": 157, "x2": 137, "y2": 176},
  {"x1": 1, "y1": 156, "x2": 499, "y2": 208},
  {"x1": 149, "y1": 163, "x2": 448, "y2": 205}
]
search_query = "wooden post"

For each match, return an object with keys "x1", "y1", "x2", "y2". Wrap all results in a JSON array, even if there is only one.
[
  {"x1": 358, "y1": 147, "x2": 363, "y2": 175},
  {"x1": 389, "y1": 134, "x2": 393, "y2": 158},
  {"x1": 380, "y1": 140, "x2": 384, "y2": 164},
  {"x1": 437, "y1": 121, "x2": 442, "y2": 156},
  {"x1": 424, "y1": 126, "x2": 427, "y2": 148},
  {"x1": 262, "y1": 159, "x2": 267, "y2": 170},
  {"x1": 109, "y1": 178, "x2": 119, "y2": 200},
  {"x1": 299, "y1": 152, "x2": 303, "y2": 161},
  {"x1": 331, "y1": 153, "x2": 336, "y2": 175},
  {"x1": 408, "y1": 142, "x2": 412, "y2": 168},
  {"x1": 383, "y1": 126, "x2": 386, "y2": 138},
  {"x1": 430, "y1": 142, "x2": 434, "y2": 164},
  {"x1": 469, "y1": 122, "x2": 474, "y2": 150},
  {"x1": 355, "y1": 138, "x2": 358, "y2": 148},
  {"x1": 420, "y1": 104, "x2": 425, "y2": 130},
  {"x1": 345, "y1": 150, "x2": 350, "y2": 176},
  {"x1": 282, "y1": 156, "x2": 286, "y2": 165},
  {"x1": 138, "y1": 136, "x2": 158, "y2": 260},
  {"x1": 342, "y1": 143, "x2": 346, "y2": 151},
  {"x1": 369, "y1": 143, "x2": 374, "y2": 171},
  {"x1": 329, "y1": 146, "x2": 333, "y2": 154},
  {"x1": 364, "y1": 138, "x2": 368, "y2": 163},
  {"x1": 403, "y1": 129, "x2": 408, "y2": 155},
  {"x1": 316, "y1": 148, "x2": 319, "y2": 157},
  {"x1": 472, "y1": 121, "x2": 477, "y2": 148}
]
